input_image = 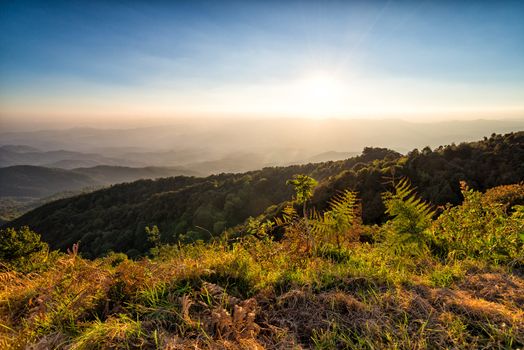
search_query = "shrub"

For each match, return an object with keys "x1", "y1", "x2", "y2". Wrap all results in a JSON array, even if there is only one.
[
  {"x1": 0, "y1": 226, "x2": 49, "y2": 272},
  {"x1": 431, "y1": 182, "x2": 524, "y2": 265}
]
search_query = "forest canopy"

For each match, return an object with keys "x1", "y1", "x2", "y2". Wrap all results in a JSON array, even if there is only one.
[{"x1": 4, "y1": 132, "x2": 523, "y2": 258}]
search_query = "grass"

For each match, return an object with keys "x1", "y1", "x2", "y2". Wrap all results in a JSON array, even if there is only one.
[
  {"x1": 1, "y1": 183, "x2": 523, "y2": 349},
  {"x1": 1, "y1": 237, "x2": 522, "y2": 349}
]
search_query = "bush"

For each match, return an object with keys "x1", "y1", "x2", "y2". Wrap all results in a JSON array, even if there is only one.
[
  {"x1": 430, "y1": 183, "x2": 524, "y2": 265},
  {"x1": 0, "y1": 226, "x2": 49, "y2": 272}
]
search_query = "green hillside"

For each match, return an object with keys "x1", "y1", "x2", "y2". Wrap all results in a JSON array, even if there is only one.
[
  {"x1": 0, "y1": 165, "x2": 98, "y2": 198},
  {"x1": 6, "y1": 132, "x2": 524, "y2": 258},
  {"x1": 74, "y1": 165, "x2": 200, "y2": 185},
  {"x1": 0, "y1": 165, "x2": 200, "y2": 199},
  {"x1": 0, "y1": 165, "x2": 201, "y2": 221},
  {"x1": 1, "y1": 177, "x2": 523, "y2": 349}
]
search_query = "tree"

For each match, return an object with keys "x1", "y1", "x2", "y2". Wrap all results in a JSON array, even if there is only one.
[
  {"x1": 287, "y1": 174, "x2": 318, "y2": 216},
  {"x1": 0, "y1": 226, "x2": 48, "y2": 271},
  {"x1": 145, "y1": 225, "x2": 161, "y2": 248},
  {"x1": 287, "y1": 174, "x2": 318, "y2": 252}
]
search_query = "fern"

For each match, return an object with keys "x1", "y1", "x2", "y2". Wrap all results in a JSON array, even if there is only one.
[
  {"x1": 328, "y1": 190, "x2": 358, "y2": 226},
  {"x1": 311, "y1": 190, "x2": 359, "y2": 249},
  {"x1": 274, "y1": 205, "x2": 298, "y2": 227},
  {"x1": 276, "y1": 187, "x2": 358, "y2": 253},
  {"x1": 382, "y1": 178, "x2": 435, "y2": 253}
]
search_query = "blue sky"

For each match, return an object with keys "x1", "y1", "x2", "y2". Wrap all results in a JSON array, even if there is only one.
[{"x1": 1, "y1": 0, "x2": 523, "y2": 125}]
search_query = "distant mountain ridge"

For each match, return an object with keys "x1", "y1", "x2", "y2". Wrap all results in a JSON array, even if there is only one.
[
  {"x1": 0, "y1": 145, "x2": 140, "y2": 169},
  {"x1": 0, "y1": 144, "x2": 358, "y2": 175},
  {"x1": 5, "y1": 132, "x2": 523, "y2": 258},
  {"x1": 0, "y1": 165, "x2": 200, "y2": 198},
  {"x1": 0, "y1": 145, "x2": 40, "y2": 153},
  {"x1": 2, "y1": 118, "x2": 523, "y2": 168},
  {"x1": 0, "y1": 165, "x2": 97, "y2": 197}
]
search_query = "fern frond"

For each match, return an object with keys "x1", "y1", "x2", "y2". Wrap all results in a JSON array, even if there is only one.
[
  {"x1": 382, "y1": 178, "x2": 436, "y2": 251},
  {"x1": 328, "y1": 189, "x2": 358, "y2": 221},
  {"x1": 274, "y1": 205, "x2": 298, "y2": 227},
  {"x1": 282, "y1": 205, "x2": 298, "y2": 220},
  {"x1": 309, "y1": 208, "x2": 329, "y2": 235},
  {"x1": 385, "y1": 178, "x2": 435, "y2": 221}
]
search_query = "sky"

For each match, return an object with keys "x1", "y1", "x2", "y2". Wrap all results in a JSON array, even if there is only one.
[{"x1": 1, "y1": 0, "x2": 524, "y2": 128}]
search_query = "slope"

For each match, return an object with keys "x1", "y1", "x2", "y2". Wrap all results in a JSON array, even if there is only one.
[
  {"x1": 0, "y1": 165, "x2": 99, "y2": 197},
  {"x1": 6, "y1": 132, "x2": 524, "y2": 258}
]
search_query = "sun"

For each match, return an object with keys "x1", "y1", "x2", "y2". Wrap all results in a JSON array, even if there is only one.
[
  {"x1": 289, "y1": 72, "x2": 349, "y2": 118},
  {"x1": 213, "y1": 70, "x2": 351, "y2": 118}
]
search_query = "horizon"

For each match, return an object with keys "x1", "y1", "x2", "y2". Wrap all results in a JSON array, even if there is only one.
[
  {"x1": 1, "y1": 115, "x2": 524, "y2": 133},
  {"x1": 1, "y1": 0, "x2": 524, "y2": 129},
  {"x1": 1, "y1": 118, "x2": 522, "y2": 160}
]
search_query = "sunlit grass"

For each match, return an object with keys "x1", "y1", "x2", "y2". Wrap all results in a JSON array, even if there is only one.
[{"x1": 1, "y1": 183, "x2": 523, "y2": 348}]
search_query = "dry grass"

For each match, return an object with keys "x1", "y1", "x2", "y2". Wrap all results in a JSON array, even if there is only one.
[
  {"x1": 460, "y1": 272, "x2": 524, "y2": 306},
  {"x1": 1, "y1": 238, "x2": 523, "y2": 349}
]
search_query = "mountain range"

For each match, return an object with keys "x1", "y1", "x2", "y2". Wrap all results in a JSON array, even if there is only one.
[{"x1": 5, "y1": 131, "x2": 523, "y2": 258}]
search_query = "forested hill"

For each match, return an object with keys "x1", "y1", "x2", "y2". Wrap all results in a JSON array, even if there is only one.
[
  {"x1": 0, "y1": 165, "x2": 199, "y2": 198},
  {"x1": 6, "y1": 132, "x2": 524, "y2": 258},
  {"x1": 0, "y1": 165, "x2": 98, "y2": 197}
]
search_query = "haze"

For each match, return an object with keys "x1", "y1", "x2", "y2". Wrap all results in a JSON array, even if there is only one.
[{"x1": 1, "y1": 0, "x2": 524, "y2": 130}]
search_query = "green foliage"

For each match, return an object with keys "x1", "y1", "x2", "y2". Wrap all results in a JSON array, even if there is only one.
[
  {"x1": 101, "y1": 251, "x2": 129, "y2": 267},
  {"x1": 311, "y1": 189, "x2": 359, "y2": 249},
  {"x1": 428, "y1": 262, "x2": 465, "y2": 287},
  {"x1": 431, "y1": 182, "x2": 524, "y2": 265},
  {"x1": 145, "y1": 225, "x2": 161, "y2": 247},
  {"x1": 286, "y1": 174, "x2": 318, "y2": 205},
  {"x1": 381, "y1": 178, "x2": 435, "y2": 254},
  {"x1": 7, "y1": 132, "x2": 523, "y2": 258},
  {"x1": 244, "y1": 216, "x2": 274, "y2": 238},
  {"x1": 2, "y1": 187, "x2": 524, "y2": 350},
  {"x1": 0, "y1": 226, "x2": 45, "y2": 261},
  {"x1": 70, "y1": 314, "x2": 146, "y2": 350},
  {"x1": 315, "y1": 244, "x2": 352, "y2": 263},
  {"x1": 0, "y1": 226, "x2": 49, "y2": 271},
  {"x1": 284, "y1": 175, "x2": 319, "y2": 254},
  {"x1": 273, "y1": 204, "x2": 299, "y2": 227},
  {"x1": 514, "y1": 205, "x2": 524, "y2": 244}
]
